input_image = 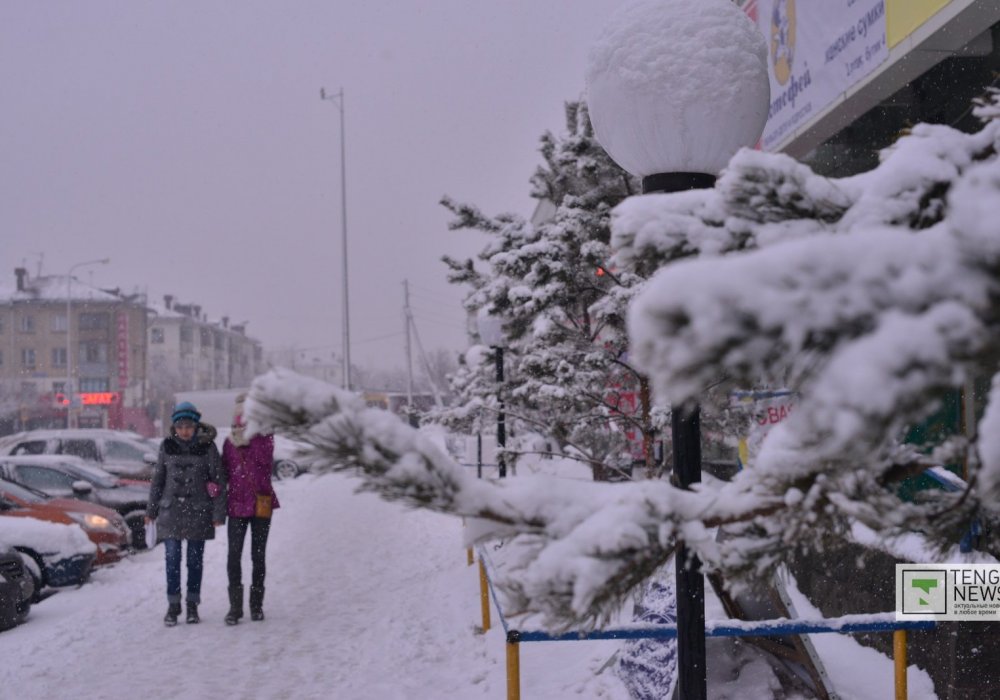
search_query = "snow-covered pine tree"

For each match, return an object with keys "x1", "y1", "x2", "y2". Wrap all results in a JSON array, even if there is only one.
[
  {"x1": 248, "y1": 92, "x2": 1000, "y2": 632},
  {"x1": 436, "y1": 102, "x2": 655, "y2": 479}
]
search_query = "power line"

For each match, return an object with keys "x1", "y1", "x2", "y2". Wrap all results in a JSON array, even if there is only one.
[
  {"x1": 408, "y1": 280, "x2": 458, "y2": 296},
  {"x1": 409, "y1": 315, "x2": 468, "y2": 331},
  {"x1": 409, "y1": 289, "x2": 463, "y2": 306},
  {"x1": 353, "y1": 330, "x2": 405, "y2": 346},
  {"x1": 413, "y1": 304, "x2": 468, "y2": 318},
  {"x1": 410, "y1": 308, "x2": 468, "y2": 326}
]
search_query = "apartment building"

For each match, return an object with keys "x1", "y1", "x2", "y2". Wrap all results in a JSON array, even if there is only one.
[
  {"x1": 265, "y1": 346, "x2": 341, "y2": 386},
  {"x1": 0, "y1": 267, "x2": 149, "y2": 431},
  {"x1": 0, "y1": 269, "x2": 268, "y2": 436},
  {"x1": 146, "y1": 295, "x2": 265, "y2": 424}
]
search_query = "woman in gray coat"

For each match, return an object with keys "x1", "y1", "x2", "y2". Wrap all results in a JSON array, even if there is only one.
[{"x1": 146, "y1": 402, "x2": 227, "y2": 626}]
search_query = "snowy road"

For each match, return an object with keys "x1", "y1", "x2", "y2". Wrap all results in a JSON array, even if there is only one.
[{"x1": 0, "y1": 472, "x2": 629, "y2": 700}]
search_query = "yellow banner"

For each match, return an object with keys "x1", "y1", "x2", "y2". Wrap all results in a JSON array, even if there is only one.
[{"x1": 886, "y1": 0, "x2": 951, "y2": 47}]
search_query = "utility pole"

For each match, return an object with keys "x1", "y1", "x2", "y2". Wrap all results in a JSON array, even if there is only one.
[
  {"x1": 402, "y1": 279, "x2": 445, "y2": 410},
  {"x1": 320, "y1": 87, "x2": 352, "y2": 390},
  {"x1": 403, "y1": 280, "x2": 415, "y2": 423}
]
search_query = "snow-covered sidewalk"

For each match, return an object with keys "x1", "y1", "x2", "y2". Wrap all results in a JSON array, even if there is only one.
[{"x1": 0, "y1": 472, "x2": 629, "y2": 699}]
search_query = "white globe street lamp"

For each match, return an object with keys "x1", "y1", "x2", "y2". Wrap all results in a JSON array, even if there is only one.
[
  {"x1": 586, "y1": 0, "x2": 769, "y2": 182},
  {"x1": 586, "y1": 1, "x2": 770, "y2": 697}
]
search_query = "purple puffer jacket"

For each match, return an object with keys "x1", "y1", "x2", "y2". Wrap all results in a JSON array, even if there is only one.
[{"x1": 222, "y1": 434, "x2": 280, "y2": 518}]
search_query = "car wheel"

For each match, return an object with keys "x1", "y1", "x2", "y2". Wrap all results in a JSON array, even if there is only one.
[
  {"x1": 14, "y1": 549, "x2": 43, "y2": 604},
  {"x1": 274, "y1": 459, "x2": 300, "y2": 480}
]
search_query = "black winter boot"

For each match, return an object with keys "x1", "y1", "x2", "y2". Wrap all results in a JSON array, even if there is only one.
[
  {"x1": 186, "y1": 602, "x2": 200, "y2": 624},
  {"x1": 225, "y1": 585, "x2": 244, "y2": 626},
  {"x1": 164, "y1": 602, "x2": 181, "y2": 627},
  {"x1": 249, "y1": 586, "x2": 265, "y2": 621}
]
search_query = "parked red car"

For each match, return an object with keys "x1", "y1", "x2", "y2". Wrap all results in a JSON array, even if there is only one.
[{"x1": 0, "y1": 478, "x2": 130, "y2": 565}]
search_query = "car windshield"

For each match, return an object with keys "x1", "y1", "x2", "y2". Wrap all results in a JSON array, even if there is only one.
[
  {"x1": 64, "y1": 462, "x2": 120, "y2": 488},
  {"x1": 59, "y1": 439, "x2": 101, "y2": 462},
  {"x1": 0, "y1": 478, "x2": 49, "y2": 504},
  {"x1": 104, "y1": 439, "x2": 149, "y2": 463}
]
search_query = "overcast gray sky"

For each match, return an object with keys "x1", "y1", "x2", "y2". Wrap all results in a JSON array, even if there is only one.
[{"x1": 1, "y1": 1, "x2": 623, "y2": 370}]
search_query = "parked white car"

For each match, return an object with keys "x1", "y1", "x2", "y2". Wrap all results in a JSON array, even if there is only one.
[
  {"x1": 213, "y1": 428, "x2": 308, "y2": 480},
  {"x1": 0, "y1": 429, "x2": 157, "y2": 481}
]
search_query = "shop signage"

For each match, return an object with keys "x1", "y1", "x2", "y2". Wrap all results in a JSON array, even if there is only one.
[{"x1": 749, "y1": 0, "x2": 889, "y2": 150}]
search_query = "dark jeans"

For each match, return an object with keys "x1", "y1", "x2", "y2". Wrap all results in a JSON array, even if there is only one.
[
  {"x1": 227, "y1": 517, "x2": 271, "y2": 590},
  {"x1": 164, "y1": 539, "x2": 205, "y2": 604}
]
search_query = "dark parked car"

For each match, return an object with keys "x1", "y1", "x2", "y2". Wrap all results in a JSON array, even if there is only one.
[
  {"x1": 0, "y1": 547, "x2": 33, "y2": 631},
  {"x1": 0, "y1": 429, "x2": 157, "y2": 480},
  {"x1": 0, "y1": 455, "x2": 151, "y2": 549}
]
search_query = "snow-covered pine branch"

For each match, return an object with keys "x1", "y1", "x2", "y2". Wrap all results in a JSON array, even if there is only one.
[{"x1": 245, "y1": 368, "x2": 781, "y2": 629}]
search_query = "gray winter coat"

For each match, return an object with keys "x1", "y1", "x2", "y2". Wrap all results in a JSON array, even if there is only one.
[{"x1": 146, "y1": 424, "x2": 227, "y2": 541}]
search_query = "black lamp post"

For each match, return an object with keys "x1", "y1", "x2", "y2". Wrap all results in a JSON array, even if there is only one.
[
  {"x1": 586, "y1": 2, "x2": 771, "y2": 698},
  {"x1": 494, "y1": 345, "x2": 506, "y2": 478},
  {"x1": 477, "y1": 310, "x2": 507, "y2": 478}
]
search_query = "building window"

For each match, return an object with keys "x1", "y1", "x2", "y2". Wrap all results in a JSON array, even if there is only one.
[
  {"x1": 79, "y1": 378, "x2": 110, "y2": 392},
  {"x1": 151, "y1": 327, "x2": 165, "y2": 344},
  {"x1": 51, "y1": 347, "x2": 67, "y2": 368},
  {"x1": 200, "y1": 328, "x2": 211, "y2": 347},
  {"x1": 180, "y1": 325, "x2": 193, "y2": 342},
  {"x1": 19, "y1": 315, "x2": 34, "y2": 333},
  {"x1": 53, "y1": 381, "x2": 65, "y2": 395},
  {"x1": 78, "y1": 312, "x2": 110, "y2": 330},
  {"x1": 50, "y1": 314, "x2": 68, "y2": 332},
  {"x1": 80, "y1": 341, "x2": 108, "y2": 363},
  {"x1": 21, "y1": 348, "x2": 36, "y2": 368}
]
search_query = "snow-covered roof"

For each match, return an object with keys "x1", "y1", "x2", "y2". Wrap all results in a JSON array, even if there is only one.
[
  {"x1": 146, "y1": 298, "x2": 241, "y2": 329},
  {"x1": 0, "y1": 274, "x2": 122, "y2": 304},
  {"x1": 145, "y1": 302, "x2": 189, "y2": 320}
]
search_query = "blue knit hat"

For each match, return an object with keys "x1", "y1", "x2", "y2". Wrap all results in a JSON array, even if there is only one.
[{"x1": 171, "y1": 401, "x2": 201, "y2": 424}]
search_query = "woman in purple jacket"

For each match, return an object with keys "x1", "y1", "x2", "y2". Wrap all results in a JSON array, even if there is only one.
[{"x1": 221, "y1": 398, "x2": 279, "y2": 624}]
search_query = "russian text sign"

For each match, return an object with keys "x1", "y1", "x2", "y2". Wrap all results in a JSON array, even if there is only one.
[{"x1": 753, "y1": 0, "x2": 889, "y2": 150}]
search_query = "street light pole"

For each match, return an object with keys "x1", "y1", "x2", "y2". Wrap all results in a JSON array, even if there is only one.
[
  {"x1": 476, "y1": 309, "x2": 507, "y2": 478},
  {"x1": 320, "y1": 87, "x2": 352, "y2": 391},
  {"x1": 66, "y1": 257, "x2": 110, "y2": 428},
  {"x1": 586, "y1": 2, "x2": 770, "y2": 698},
  {"x1": 494, "y1": 345, "x2": 506, "y2": 478}
]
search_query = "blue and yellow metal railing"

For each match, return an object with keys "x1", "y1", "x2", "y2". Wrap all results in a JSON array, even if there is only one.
[{"x1": 474, "y1": 546, "x2": 933, "y2": 700}]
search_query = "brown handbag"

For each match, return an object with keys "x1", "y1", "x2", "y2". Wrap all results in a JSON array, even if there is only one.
[{"x1": 254, "y1": 493, "x2": 273, "y2": 519}]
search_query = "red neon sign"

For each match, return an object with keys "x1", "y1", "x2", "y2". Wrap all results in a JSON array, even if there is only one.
[
  {"x1": 81, "y1": 392, "x2": 120, "y2": 405},
  {"x1": 53, "y1": 392, "x2": 120, "y2": 407}
]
